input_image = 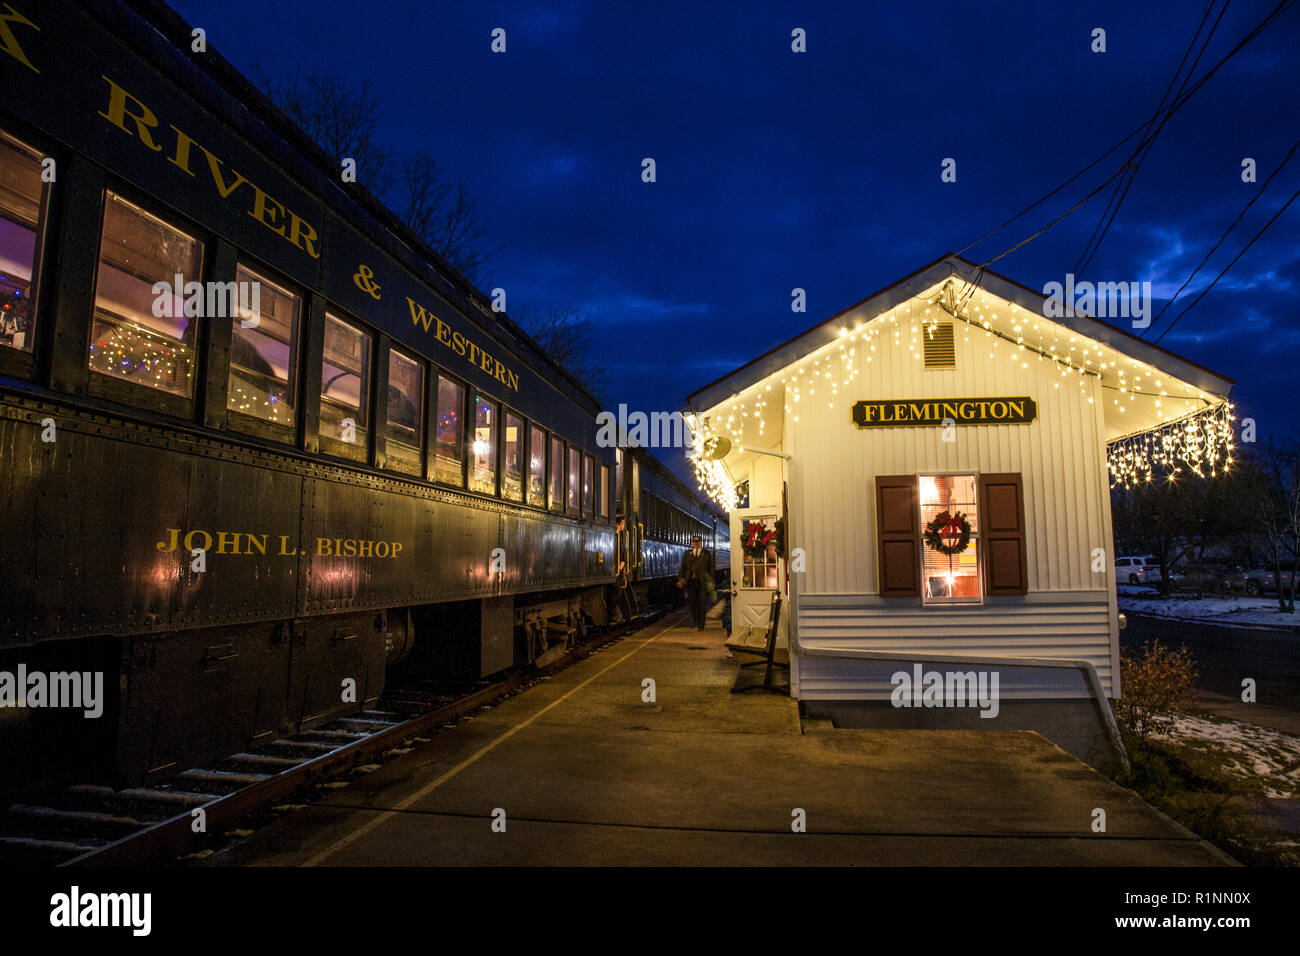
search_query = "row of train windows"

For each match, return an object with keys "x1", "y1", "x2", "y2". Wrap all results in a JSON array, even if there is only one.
[
  {"x1": 644, "y1": 492, "x2": 711, "y2": 546},
  {"x1": 0, "y1": 128, "x2": 612, "y2": 519}
]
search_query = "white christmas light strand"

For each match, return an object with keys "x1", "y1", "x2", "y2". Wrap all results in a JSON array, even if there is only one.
[
  {"x1": 1105, "y1": 403, "x2": 1234, "y2": 488},
  {"x1": 689, "y1": 282, "x2": 1224, "y2": 509}
]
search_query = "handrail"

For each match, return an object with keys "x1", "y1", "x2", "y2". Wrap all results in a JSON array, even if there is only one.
[{"x1": 783, "y1": 585, "x2": 1130, "y2": 774}]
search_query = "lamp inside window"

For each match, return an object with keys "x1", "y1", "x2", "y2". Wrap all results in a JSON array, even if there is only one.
[{"x1": 919, "y1": 474, "x2": 981, "y2": 605}]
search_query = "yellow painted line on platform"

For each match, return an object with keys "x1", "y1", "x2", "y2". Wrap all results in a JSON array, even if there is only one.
[{"x1": 302, "y1": 613, "x2": 687, "y2": 866}]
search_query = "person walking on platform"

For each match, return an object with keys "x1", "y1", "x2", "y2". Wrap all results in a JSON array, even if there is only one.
[
  {"x1": 677, "y1": 535, "x2": 714, "y2": 630},
  {"x1": 609, "y1": 514, "x2": 636, "y2": 623}
]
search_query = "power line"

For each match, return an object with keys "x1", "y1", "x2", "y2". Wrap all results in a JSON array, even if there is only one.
[
  {"x1": 1152, "y1": 181, "x2": 1300, "y2": 344},
  {"x1": 1143, "y1": 133, "x2": 1300, "y2": 338},
  {"x1": 957, "y1": 0, "x2": 1294, "y2": 270},
  {"x1": 1073, "y1": 1, "x2": 1230, "y2": 276}
]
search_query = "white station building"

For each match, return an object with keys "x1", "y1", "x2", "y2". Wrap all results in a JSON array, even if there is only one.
[{"x1": 686, "y1": 254, "x2": 1235, "y2": 763}]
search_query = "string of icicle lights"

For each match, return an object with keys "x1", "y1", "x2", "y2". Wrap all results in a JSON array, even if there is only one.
[
  {"x1": 1106, "y1": 402, "x2": 1234, "y2": 489},
  {"x1": 688, "y1": 282, "x2": 1226, "y2": 511},
  {"x1": 690, "y1": 424, "x2": 738, "y2": 511}
]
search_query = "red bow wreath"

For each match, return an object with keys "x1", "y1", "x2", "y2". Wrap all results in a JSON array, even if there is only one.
[{"x1": 923, "y1": 510, "x2": 971, "y2": 555}]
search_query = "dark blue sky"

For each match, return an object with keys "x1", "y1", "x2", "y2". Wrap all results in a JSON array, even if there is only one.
[{"x1": 174, "y1": 0, "x2": 1299, "y2": 481}]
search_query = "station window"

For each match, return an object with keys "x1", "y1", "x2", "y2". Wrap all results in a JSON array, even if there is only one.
[
  {"x1": 599, "y1": 464, "x2": 610, "y2": 519},
  {"x1": 548, "y1": 435, "x2": 564, "y2": 510},
  {"x1": 527, "y1": 424, "x2": 546, "y2": 507},
  {"x1": 433, "y1": 374, "x2": 465, "y2": 486},
  {"x1": 89, "y1": 192, "x2": 202, "y2": 397},
  {"x1": 227, "y1": 263, "x2": 300, "y2": 426},
  {"x1": 503, "y1": 410, "x2": 524, "y2": 501},
  {"x1": 919, "y1": 474, "x2": 980, "y2": 604},
  {"x1": 469, "y1": 391, "x2": 497, "y2": 494},
  {"x1": 0, "y1": 131, "x2": 47, "y2": 354},
  {"x1": 583, "y1": 455, "x2": 594, "y2": 516},
  {"x1": 385, "y1": 347, "x2": 424, "y2": 448},
  {"x1": 567, "y1": 446, "x2": 581, "y2": 512},
  {"x1": 319, "y1": 313, "x2": 370, "y2": 450}
]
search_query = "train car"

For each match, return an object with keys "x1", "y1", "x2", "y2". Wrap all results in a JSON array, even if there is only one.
[
  {"x1": 0, "y1": 0, "x2": 726, "y2": 791},
  {"x1": 633, "y1": 451, "x2": 730, "y2": 600}
]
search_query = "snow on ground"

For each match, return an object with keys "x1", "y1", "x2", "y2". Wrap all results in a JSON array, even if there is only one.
[
  {"x1": 1117, "y1": 587, "x2": 1300, "y2": 628},
  {"x1": 1154, "y1": 713, "x2": 1300, "y2": 799}
]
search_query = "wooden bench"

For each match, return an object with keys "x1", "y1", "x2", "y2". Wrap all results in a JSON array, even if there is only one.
[{"x1": 725, "y1": 593, "x2": 787, "y2": 694}]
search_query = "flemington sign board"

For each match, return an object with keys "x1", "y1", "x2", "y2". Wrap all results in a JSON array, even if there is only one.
[{"x1": 851, "y1": 397, "x2": 1038, "y2": 428}]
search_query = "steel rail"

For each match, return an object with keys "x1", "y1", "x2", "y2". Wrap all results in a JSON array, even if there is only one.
[{"x1": 61, "y1": 610, "x2": 667, "y2": 867}]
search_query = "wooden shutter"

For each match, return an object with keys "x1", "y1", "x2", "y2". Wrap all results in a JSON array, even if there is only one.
[
  {"x1": 876, "y1": 475, "x2": 920, "y2": 597},
  {"x1": 979, "y1": 472, "x2": 1028, "y2": 596}
]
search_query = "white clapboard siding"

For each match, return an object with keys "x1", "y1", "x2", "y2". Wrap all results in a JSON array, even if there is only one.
[
  {"x1": 786, "y1": 328, "x2": 1111, "y2": 596},
  {"x1": 795, "y1": 590, "x2": 1114, "y2": 698},
  {"x1": 781, "y1": 317, "x2": 1119, "y2": 701}
]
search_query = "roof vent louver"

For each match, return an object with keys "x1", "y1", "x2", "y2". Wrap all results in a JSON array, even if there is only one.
[{"x1": 923, "y1": 322, "x2": 956, "y2": 368}]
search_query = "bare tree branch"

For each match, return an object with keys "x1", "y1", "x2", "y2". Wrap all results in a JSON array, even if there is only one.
[
  {"x1": 398, "y1": 151, "x2": 502, "y2": 286},
  {"x1": 254, "y1": 66, "x2": 500, "y2": 286},
  {"x1": 254, "y1": 62, "x2": 394, "y2": 197},
  {"x1": 513, "y1": 304, "x2": 609, "y2": 400}
]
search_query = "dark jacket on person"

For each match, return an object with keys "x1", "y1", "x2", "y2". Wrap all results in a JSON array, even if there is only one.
[{"x1": 678, "y1": 547, "x2": 714, "y2": 587}]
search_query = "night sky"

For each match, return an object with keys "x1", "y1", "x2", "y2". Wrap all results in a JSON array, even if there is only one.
[{"x1": 172, "y1": 0, "x2": 1299, "y2": 483}]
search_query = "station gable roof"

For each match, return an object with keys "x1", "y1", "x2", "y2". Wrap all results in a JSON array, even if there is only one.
[{"x1": 685, "y1": 254, "x2": 1234, "y2": 440}]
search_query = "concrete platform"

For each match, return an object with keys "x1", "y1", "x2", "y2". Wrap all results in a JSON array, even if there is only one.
[{"x1": 208, "y1": 608, "x2": 1236, "y2": 866}]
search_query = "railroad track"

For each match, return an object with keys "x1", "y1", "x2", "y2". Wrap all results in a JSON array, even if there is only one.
[{"x1": 0, "y1": 608, "x2": 672, "y2": 867}]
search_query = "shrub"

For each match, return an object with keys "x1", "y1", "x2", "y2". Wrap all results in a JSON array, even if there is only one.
[{"x1": 1114, "y1": 640, "x2": 1198, "y2": 741}]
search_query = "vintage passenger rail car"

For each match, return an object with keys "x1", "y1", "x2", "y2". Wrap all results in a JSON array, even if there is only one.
[{"x1": 0, "y1": 0, "x2": 726, "y2": 788}]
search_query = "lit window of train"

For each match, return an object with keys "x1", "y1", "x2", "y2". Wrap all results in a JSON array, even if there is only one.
[
  {"x1": 319, "y1": 312, "x2": 370, "y2": 450},
  {"x1": 567, "y1": 445, "x2": 580, "y2": 511},
  {"x1": 527, "y1": 423, "x2": 546, "y2": 506},
  {"x1": 502, "y1": 410, "x2": 524, "y2": 501},
  {"x1": 469, "y1": 391, "x2": 497, "y2": 494},
  {"x1": 385, "y1": 346, "x2": 424, "y2": 472},
  {"x1": 228, "y1": 263, "x2": 300, "y2": 425},
  {"x1": 615, "y1": 449, "x2": 623, "y2": 512},
  {"x1": 599, "y1": 464, "x2": 610, "y2": 518},
  {"x1": 433, "y1": 374, "x2": 466, "y2": 485},
  {"x1": 548, "y1": 434, "x2": 564, "y2": 510},
  {"x1": 89, "y1": 192, "x2": 202, "y2": 397},
  {"x1": 582, "y1": 454, "x2": 594, "y2": 516},
  {"x1": 0, "y1": 131, "x2": 47, "y2": 354}
]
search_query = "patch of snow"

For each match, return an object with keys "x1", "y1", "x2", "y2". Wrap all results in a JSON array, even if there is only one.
[
  {"x1": 1153, "y1": 713, "x2": 1300, "y2": 799},
  {"x1": 1119, "y1": 592, "x2": 1300, "y2": 629}
]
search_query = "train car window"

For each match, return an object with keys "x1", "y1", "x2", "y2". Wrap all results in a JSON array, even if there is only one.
[
  {"x1": 583, "y1": 454, "x2": 594, "y2": 516},
  {"x1": 319, "y1": 312, "x2": 370, "y2": 452},
  {"x1": 527, "y1": 424, "x2": 546, "y2": 507},
  {"x1": 567, "y1": 445, "x2": 580, "y2": 512},
  {"x1": 615, "y1": 449, "x2": 624, "y2": 512},
  {"x1": 0, "y1": 131, "x2": 47, "y2": 354},
  {"x1": 502, "y1": 410, "x2": 524, "y2": 501},
  {"x1": 227, "y1": 263, "x2": 300, "y2": 426},
  {"x1": 385, "y1": 346, "x2": 424, "y2": 467},
  {"x1": 433, "y1": 374, "x2": 465, "y2": 486},
  {"x1": 599, "y1": 464, "x2": 610, "y2": 519},
  {"x1": 548, "y1": 435, "x2": 564, "y2": 510},
  {"x1": 469, "y1": 391, "x2": 497, "y2": 494},
  {"x1": 88, "y1": 192, "x2": 202, "y2": 397}
]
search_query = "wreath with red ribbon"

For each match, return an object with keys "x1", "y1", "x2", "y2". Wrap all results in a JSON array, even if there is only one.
[
  {"x1": 923, "y1": 510, "x2": 971, "y2": 556},
  {"x1": 741, "y1": 518, "x2": 784, "y2": 561}
]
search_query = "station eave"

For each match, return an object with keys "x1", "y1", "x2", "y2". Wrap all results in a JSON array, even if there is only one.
[{"x1": 684, "y1": 254, "x2": 1235, "y2": 415}]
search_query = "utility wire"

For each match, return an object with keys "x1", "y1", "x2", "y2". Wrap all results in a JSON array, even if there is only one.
[
  {"x1": 1152, "y1": 181, "x2": 1300, "y2": 344},
  {"x1": 1143, "y1": 133, "x2": 1300, "y2": 338},
  {"x1": 957, "y1": 0, "x2": 1293, "y2": 269},
  {"x1": 1074, "y1": 1, "x2": 1229, "y2": 276}
]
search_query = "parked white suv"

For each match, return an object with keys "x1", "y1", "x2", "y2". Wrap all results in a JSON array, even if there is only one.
[{"x1": 1115, "y1": 556, "x2": 1168, "y2": 585}]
